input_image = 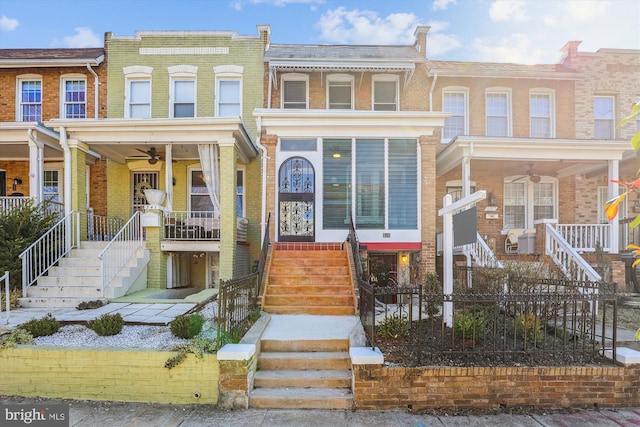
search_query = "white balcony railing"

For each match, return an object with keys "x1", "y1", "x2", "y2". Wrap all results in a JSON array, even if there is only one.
[
  {"x1": 0, "y1": 196, "x2": 30, "y2": 212},
  {"x1": 163, "y1": 211, "x2": 249, "y2": 243},
  {"x1": 556, "y1": 224, "x2": 610, "y2": 253}
]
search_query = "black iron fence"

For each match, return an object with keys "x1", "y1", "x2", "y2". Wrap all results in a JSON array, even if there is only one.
[
  {"x1": 358, "y1": 273, "x2": 618, "y2": 367},
  {"x1": 217, "y1": 274, "x2": 260, "y2": 346},
  {"x1": 256, "y1": 213, "x2": 271, "y2": 296}
]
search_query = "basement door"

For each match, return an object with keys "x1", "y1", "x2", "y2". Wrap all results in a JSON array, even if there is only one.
[{"x1": 278, "y1": 157, "x2": 315, "y2": 242}]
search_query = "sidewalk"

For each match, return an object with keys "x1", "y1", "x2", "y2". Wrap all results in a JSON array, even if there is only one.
[{"x1": 1, "y1": 396, "x2": 639, "y2": 426}]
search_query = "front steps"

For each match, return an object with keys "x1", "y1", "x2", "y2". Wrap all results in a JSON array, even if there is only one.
[
  {"x1": 19, "y1": 241, "x2": 149, "y2": 308},
  {"x1": 250, "y1": 337, "x2": 353, "y2": 409},
  {"x1": 262, "y1": 244, "x2": 356, "y2": 315}
]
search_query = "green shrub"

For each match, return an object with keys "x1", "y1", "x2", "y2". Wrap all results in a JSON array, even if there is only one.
[
  {"x1": 170, "y1": 313, "x2": 205, "y2": 339},
  {"x1": 76, "y1": 300, "x2": 105, "y2": 310},
  {"x1": 165, "y1": 337, "x2": 219, "y2": 369},
  {"x1": 19, "y1": 313, "x2": 60, "y2": 337},
  {"x1": 0, "y1": 329, "x2": 33, "y2": 350},
  {"x1": 453, "y1": 306, "x2": 487, "y2": 339},
  {"x1": 87, "y1": 313, "x2": 124, "y2": 336},
  {"x1": 0, "y1": 289, "x2": 22, "y2": 311},
  {"x1": 377, "y1": 315, "x2": 410, "y2": 339},
  {"x1": 515, "y1": 312, "x2": 544, "y2": 343}
]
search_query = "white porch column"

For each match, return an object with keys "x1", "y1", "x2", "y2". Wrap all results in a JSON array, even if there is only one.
[
  {"x1": 461, "y1": 156, "x2": 471, "y2": 197},
  {"x1": 608, "y1": 159, "x2": 619, "y2": 254},
  {"x1": 27, "y1": 138, "x2": 44, "y2": 204},
  {"x1": 164, "y1": 144, "x2": 173, "y2": 212}
]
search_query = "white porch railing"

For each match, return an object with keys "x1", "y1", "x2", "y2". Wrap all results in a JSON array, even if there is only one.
[
  {"x1": 546, "y1": 223, "x2": 602, "y2": 282},
  {"x1": 86, "y1": 208, "x2": 126, "y2": 241},
  {"x1": 0, "y1": 196, "x2": 30, "y2": 212},
  {"x1": 98, "y1": 211, "x2": 144, "y2": 295},
  {"x1": 556, "y1": 224, "x2": 611, "y2": 253},
  {"x1": 19, "y1": 211, "x2": 81, "y2": 297},
  {"x1": 1, "y1": 271, "x2": 9, "y2": 324},
  {"x1": 459, "y1": 233, "x2": 504, "y2": 268}
]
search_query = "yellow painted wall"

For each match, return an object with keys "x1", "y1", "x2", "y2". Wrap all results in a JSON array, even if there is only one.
[{"x1": 0, "y1": 346, "x2": 219, "y2": 404}]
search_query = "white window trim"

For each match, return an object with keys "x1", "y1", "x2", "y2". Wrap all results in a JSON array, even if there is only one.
[
  {"x1": 529, "y1": 89, "x2": 556, "y2": 138},
  {"x1": 326, "y1": 73, "x2": 354, "y2": 110},
  {"x1": 281, "y1": 73, "x2": 309, "y2": 109},
  {"x1": 43, "y1": 166, "x2": 63, "y2": 202},
  {"x1": 594, "y1": 95, "x2": 616, "y2": 139},
  {"x1": 442, "y1": 87, "x2": 469, "y2": 142},
  {"x1": 123, "y1": 66, "x2": 153, "y2": 119},
  {"x1": 213, "y1": 65, "x2": 243, "y2": 117},
  {"x1": 187, "y1": 165, "x2": 212, "y2": 214},
  {"x1": 503, "y1": 176, "x2": 557, "y2": 231},
  {"x1": 16, "y1": 74, "x2": 42, "y2": 122},
  {"x1": 486, "y1": 88, "x2": 512, "y2": 137},
  {"x1": 168, "y1": 65, "x2": 198, "y2": 118},
  {"x1": 60, "y1": 73, "x2": 87, "y2": 119},
  {"x1": 372, "y1": 74, "x2": 399, "y2": 111},
  {"x1": 236, "y1": 167, "x2": 245, "y2": 217}
]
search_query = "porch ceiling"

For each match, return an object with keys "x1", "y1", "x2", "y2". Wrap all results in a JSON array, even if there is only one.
[
  {"x1": 0, "y1": 122, "x2": 64, "y2": 160},
  {"x1": 436, "y1": 136, "x2": 633, "y2": 177}
]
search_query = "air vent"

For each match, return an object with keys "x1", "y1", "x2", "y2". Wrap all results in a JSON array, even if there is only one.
[{"x1": 383, "y1": 232, "x2": 391, "y2": 238}]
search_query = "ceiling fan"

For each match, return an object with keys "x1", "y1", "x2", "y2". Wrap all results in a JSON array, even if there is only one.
[
  {"x1": 135, "y1": 147, "x2": 176, "y2": 164},
  {"x1": 511, "y1": 162, "x2": 541, "y2": 183}
]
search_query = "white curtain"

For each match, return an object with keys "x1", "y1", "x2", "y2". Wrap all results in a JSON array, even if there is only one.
[{"x1": 197, "y1": 144, "x2": 220, "y2": 213}]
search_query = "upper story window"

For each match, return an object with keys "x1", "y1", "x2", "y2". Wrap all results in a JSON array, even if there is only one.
[
  {"x1": 373, "y1": 75, "x2": 398, "y2": 111},
  {"x1": 124, "y1": 66, "x2": 153, "y2": 119},
  {"x1": 594, "y1": 96, "x2": 615, "y2": 139},
  {"x1": 17, "y1": 76, "x2": 42, "y2": 122},
  {"x1": 168, "y1": 65, "x2": 197, "y2": 118},
  {"x1": 61, "y1": 77, "x2": 86, "y2": 119},
  {"x1": 530, "y1": 91, "x2": 555, "y2": 138},
  {"x1": 327, "y1": 74, "x2": 353, "y2": 110},
  {"x1": 281, "y1": 74, "x2": 308, "y2": 109},
  {"x1": 442, "y1": 89, "x2": 467, "y2": 140},
  {"x1": 486, "y1": 90, "x2": 511, "y2": 137},
  {"x1": 214, "y1": 65, "x2": 243, "y2": 117}
]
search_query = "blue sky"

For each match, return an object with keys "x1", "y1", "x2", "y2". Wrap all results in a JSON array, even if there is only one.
[{"x1": 0, "y1": 0, "x2": 638, "y2": 64}]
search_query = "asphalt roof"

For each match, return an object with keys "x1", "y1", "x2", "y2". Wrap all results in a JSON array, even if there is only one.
[
  {"x1": 0, "y1": 48, "x2": 104, "y2": 63},
  {"x1": 265, "y1": 44, "x2": 424, "y2": 62}
]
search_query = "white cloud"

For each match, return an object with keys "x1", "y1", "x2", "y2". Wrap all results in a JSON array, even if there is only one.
[
  {"x1": 543, "y1": 15, "x2": 558, "y2": 26},
  {"x1": 561, "y1": 0, "x2": 610, "y2": 20},
  {"x1": 472, "y1": 34, "x2": 545, "y2": 64},
  {"x1": 489, "y1": 0, "x2": 530, "y2": 22},
  {"x1": 427, "y1": 33, "x2": 462, "y2": 57},
  {"x1": 63, "y1": 27, "x2": 102, "y2": 48},
  {"x1": 433, "y1": 0, "x2": 457, "y2": 11},
  {"x1": 0, "y1": 15, "x2": 19, "y2": 31},
  {"x1": 316, "y1": 7, "x2": 421, "y2": 44},
  {"x1": 250, "y1": 0, "x2": 324, "y2": 6}
]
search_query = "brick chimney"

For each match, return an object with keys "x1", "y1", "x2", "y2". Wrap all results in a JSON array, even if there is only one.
[
  {"x1": 559, "y1": 40, "x2": 581, "y2": 67},
  {"x1": 257, "y1": 24, "x2": 271, "y2": 51},
  {"x1": 414, "y1": 26, "x2": 431, "y2": 58}
]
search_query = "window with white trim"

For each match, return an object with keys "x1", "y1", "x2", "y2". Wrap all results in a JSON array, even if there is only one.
[
  {"x1": 443, "y1": 89, "x2": 467, "y2": 140},
  {"x1": 597, "y1": 186, "x2": 628, "y2": 224},
  {"x1": 44, "y1": 170, "x2": 61, "y2": 202},
  {"x1": 189, "y1": 169, "x2": 214, "y2": 213},
  {"x1": 214, "y1": 65, "x2": 243, "y2": 117},
  {"x1": 236, "y1": 169, "x2": 245, "y2": 217},
  {"x1": 17, "y1": 78, "x2": 42, "y2": 122},
  {"x1": 124, "y1": 66, "x2": 153, "y2": 119},
  {"x1": 530, "y1": 91, "x2": 554, "y2": 138},
  {"x1": 327, "y1": 74, "x2": 353, "y2": 109},
  {"x1": 169, "y1": 65, "x2": 197, "y2": 118},
  {"x1": 486, "y1": 90, "x2": 511, "y2": 136},
  {"x1": 372, "y1": 75, "x2": 398, "y2": 111},
  {"x1": 282, "y1": 74, "x2": 308, "y2": 109},
  {"x1": 503, "y1": 177, "x2": 557, "y2": 229},
  {"x1": 594, "y1": 96, "x2": 615, "y2": 139},
  {"x1": 61, "y1": 77, "x2": 86, "y2": 118}
]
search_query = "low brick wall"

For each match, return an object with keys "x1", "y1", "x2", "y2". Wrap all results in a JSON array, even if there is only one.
[
  {"x1": 354, "y1": 365, "x2": 640, "y2": 410},
  {"x1": 0, "y1": 346, "x2": 219, "y2": 404}
]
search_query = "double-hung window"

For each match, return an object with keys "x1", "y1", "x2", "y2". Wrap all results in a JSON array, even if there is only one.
[
  {"x1": 123, "y1": 66, "x2": 153, "y2": 119},
  {"x1": 236, "y1": 169, "x2": 245, "y2": 217},
  {"x1": 486, "y1": 90, "x2": 511, "y2": 136},
  {"x1": 594, "y1": 96, "x2": 615, "y2": 139},
  {"x1": 504, "y1": 178, "x2": 557, "y2": 229},
  {"x1": 373, "y1": 75, "x2": 398, "y2": 111},
  {"x1": 282, "y1": 74, "x2": 308, "y2": 109},
  {"x1": 62, "y1": 78, "x2": 86, "y2": 118},
  {"x1": 530, "y1": 91, "x2": 554, "y2": 138},
  {"x1": 189, "y1": 169, "x2": 214, "y2": 213},
  {"x1": 442, "y1": 89, "x2": 467, "y2": 140},
  {"x1": 327, "y1": 74, "x2": 353, "y2": 109},
  {"x1": 17, "y1": 78, "x2": 42, "y2": 122},
  {"x1": 214, "y1": 65, "x2": 243, "y2": 117},
  {"x1": 169, "y1": 65, "x2": 197, "y2": 118},
  {"x1": 43, "y1": 170, "x2": 61, "y2": 202}
]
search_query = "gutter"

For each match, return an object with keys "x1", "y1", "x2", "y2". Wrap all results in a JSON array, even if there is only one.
[{"x1": 86, "y1": 63, "x2": 100, "y2": 118}]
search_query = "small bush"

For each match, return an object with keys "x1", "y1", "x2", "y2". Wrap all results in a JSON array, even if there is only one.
[
  {"x1": 0, "y1": 329, "x2": 33, "y2": 350},
  {"x1": 377, "y1": 315, "x2": 410, "y2": 339},
  {"x1": 170, "y1": 313, "x2": 205, "y2": 339},
  {"x1": 19, "y1": 313, "x2": 60, "y2": 337},
  {"x1": 87, "y1": 313, "x2": 124, "y2": 336},
  {"x1": 515, "y1": 312, "x2": 544, "y2": 343},
  {"x1": 453, "y1": 306, "x2": 487, "y2": 339},
  {"x1": 0, "y1": 289, "x2": 22, "y2": 311},
  {"x1": 77, "y1": 300, "x2": 105, "y2": 310},
  {"x1": 165, "y1": 337, "x2": 218, "y2": 369}
]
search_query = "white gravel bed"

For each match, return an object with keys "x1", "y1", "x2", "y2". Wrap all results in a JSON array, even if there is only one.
[{"x1": 32, "y1": 301, "x2": 218, "y2": 350}]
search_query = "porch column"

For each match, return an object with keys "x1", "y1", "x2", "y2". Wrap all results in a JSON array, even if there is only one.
[
  {"x1": 262, "y1": 134, "x2": 278, "y2": 242},
  {"x1": 461, "y1": 155, "x2": 471, "y2": 197},
  {"x1": 608, "y1": 160, "x2": 619, "y2": 254},
  {"x1": 68, "y1": 139, "x2": 89, "y2": 240},
  {"x1": 219, "y1": 138, "x2": 238, "y2": 281},
  {"x1": 164, "y1": 144, "x2": 173, "y2": 212},
  {"x1": 420, "y1": 133, "x2": 439, "y2": 273},
  {"x1": 27, "y1": 139, "x2": 44, "y2": 204}
]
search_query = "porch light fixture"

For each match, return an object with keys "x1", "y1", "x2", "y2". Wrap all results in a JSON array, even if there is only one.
[
  {"x1": 12, "y1": 177, "x2": 22, "y2": 191},
  {"x1": 332, "y1": 153, "x2": 341, "y2": 158},
  {"x1": 401, "y1": 254, "x2": 408, "y2": 263}
]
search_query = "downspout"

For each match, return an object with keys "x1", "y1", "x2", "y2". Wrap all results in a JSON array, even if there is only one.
[
  {"x1": 59, "y1": 127, "x2": 72, "y2": 215},
  {"x1": 267, "y1": 66, "x2": 273, "y2": 109},
  {"x1": 86, "y1": 63, "x2": 100, "y2": 118},
  {"x1": 255, "y1": 116, "x2": 268, "y2": 243},
  {"x1": 428, "y1": 72, "x2": 438, "y2": 111}
]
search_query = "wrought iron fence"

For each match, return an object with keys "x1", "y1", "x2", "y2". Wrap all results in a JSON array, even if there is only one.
[
  {"x1": 358, "y1": 275, "x2": 618, "y2": 367},
  {"x1": 256, "y1": 213, "x2": 271, "y2": 296},
  {"x1": 217, "y1": 274, "x2": 260, "y2": 346}
]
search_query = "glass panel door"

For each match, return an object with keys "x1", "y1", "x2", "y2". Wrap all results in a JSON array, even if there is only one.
[{"x1": 278, "y1": 157, "x2": 315, "y2": 242}]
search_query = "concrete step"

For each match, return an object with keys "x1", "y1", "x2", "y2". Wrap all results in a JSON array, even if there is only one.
[
  {"x1": 262, "y1": 305, "x2": 355, "y2": 315},
  {"x1": 47, "y1": 265, "x2": 102, "y2": 277},
  {"x1": 261, "y1": 338, "x2": 349, "y2": 353},
  {"x1": 249, "y1": 387, "x2": 352, "y2": 409},
  {"x1": 58, "y1": 257, "x2": 102, "y2": 267},
  {"x1": 25, "y1": 285, "x2": 102, "y2": 298},
  {"x1": 37, "y1": 274, "x2": 125, "y2": 287},
  {"x1": 18, "y1": 296, "x2": 94, "y2": 308},
  {"x1": 264, "y1": 294, "x2": 354, "y2": 307},
  {"x1": 68, "y1": 248, "x2": 105, "y2": 258},
  {"x1": 254, "y1": 370, "x2": 351, "y2": 389},
  {"x1": 78, "y1": 241, "x2": 109, "y2": 250},
  {"x1": 258, "y1": 351, "x2": 350, "y2": 371}
]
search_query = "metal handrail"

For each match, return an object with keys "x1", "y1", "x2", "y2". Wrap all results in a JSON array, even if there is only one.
[
  {"x1": 348, "y1": 213, "x2": 364, "y2": 280},
  {"x1": 256, "y1": 212, "x2": 271, "y2": 296},
  {"x1": 19, "y1": 211, "x2": 80, "y2": 297},
  {"x1": 98, "y1": 211, "x2": 143, "y2": 295},
  {"x1": 546, "y1": 223, "x2": 601, "y2": 282},
  {"x1": 1, "y1": 271, "x2": 9, "y2": 324},
  {"x1": 460, "y1": 233, "x2": 503, "y2": 268}
]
